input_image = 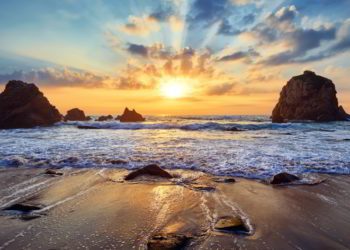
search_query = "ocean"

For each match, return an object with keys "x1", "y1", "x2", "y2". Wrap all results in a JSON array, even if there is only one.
[{"x1": 0, "y1": 115, "x2": 349, "y2": 179}]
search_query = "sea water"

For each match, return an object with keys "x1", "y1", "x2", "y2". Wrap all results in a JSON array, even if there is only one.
[{"x1": 0, "y1": 115, "x2": 349, "y2": 179}]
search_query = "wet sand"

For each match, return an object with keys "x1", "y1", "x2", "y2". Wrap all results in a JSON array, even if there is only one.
[{"x1": 0, "y1": 167, "x2": 349, "y2": 249}]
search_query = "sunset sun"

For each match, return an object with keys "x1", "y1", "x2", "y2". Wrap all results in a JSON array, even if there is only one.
[{"x1": 160, "y1": 78, "x2": 190, "y2": 99}]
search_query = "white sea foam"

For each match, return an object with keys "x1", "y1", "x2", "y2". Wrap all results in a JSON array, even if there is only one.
[{"x1": 0, "y1": 116, "x2": 349, "y2": 179}]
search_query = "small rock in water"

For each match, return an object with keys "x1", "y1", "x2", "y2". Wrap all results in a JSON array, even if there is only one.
[
  {"x1": 226, "y1": 127, "x2": 242, "y2": 132},
  {"x1": 110, "y1": 159, "x2": 128, "y2": 165},
  {"x1": 214, "y1": 216, "x2": 249, "y2": 234},
  {"x1": 118, "y1": 107, "x2": 145, "y2": 122},
  {"x1": 44, "y1": 169, "x2": 63, "y2": 176},
  {"x1": 270, "y1": 172, "x2": 300, "y2": 185},
  {"x1": 124, "y1": 164, "x2": 173, "y2": 180},
  {"x1": 59, "y1": 157, "x2": 79, "y2": 164},
  {"x1": 97, "y1": 115, "x2": 113, "y2": 122},
  {"x1": 147, "y1": 234, "x2": 191, "y2": 250},
  {"x1": 64, "y1": 108, "x2": 90, "y2": 121},
  {"x1": 77, "y1": 125, "x2": 99, "y2": 130}
]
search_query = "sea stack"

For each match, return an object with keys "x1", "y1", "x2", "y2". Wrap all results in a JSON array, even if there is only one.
[
  {"x1": 119, "y1": 107, "x2": 145, "y2": 122},
  {"x1": 64, "y1": 108, "x2": 90, "y2": 121},
  {"x1": 272, "y1": 71, "x2": 350, "y2": 123},
  {"x1": 0, "y1": 80, "x2": 62, "y2": 129},
  {"x1": 97, "y1": 115, "x2": 113, "y2": 122}
]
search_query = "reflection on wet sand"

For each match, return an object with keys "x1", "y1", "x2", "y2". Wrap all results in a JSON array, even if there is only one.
[{"x1": 0, "y1": 168, "x2": 349, "y2": 249}]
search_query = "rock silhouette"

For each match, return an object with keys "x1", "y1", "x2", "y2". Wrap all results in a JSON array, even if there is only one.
[
  {"x1": 0, "y1": 80, "x2": 62, "y2": 129},
  {"x1": 97, "y1": 115, "x2": 113, "y2": 121},
  {"x1": 119, "y1": 107, "x2": 145, "y2": 122},
  {"x1": 64, "y1": 108, "x2": 90, "y2": 121},
  {"x1": 272, "y1": 71, "x2": 349, "y2": 123}
]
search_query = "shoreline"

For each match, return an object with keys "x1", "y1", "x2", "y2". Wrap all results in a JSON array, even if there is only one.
[{"x1": 0, "y1": 167, "x2": 349, "y2": 249}]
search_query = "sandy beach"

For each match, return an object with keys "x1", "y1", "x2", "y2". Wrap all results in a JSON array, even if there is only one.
[{"x1": 0, "y1": 167, "x2": 349, "y2": 250}]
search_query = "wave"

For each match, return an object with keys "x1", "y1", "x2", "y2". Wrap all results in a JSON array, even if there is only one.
[{"x1": 59, "y1": 121, "x2": 297, "y2": 132}]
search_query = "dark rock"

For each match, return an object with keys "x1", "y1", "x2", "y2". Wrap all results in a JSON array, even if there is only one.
[
  {"x1": 59, "y1": 157, "x2": 79, "y2": 164},
  {"x1": 226, "y1": 127, "x2": 243, "y2": 132},
  {"x1": 44, "y1": 169, "x2": 63, "y2": 176},
  {"x1": 97, "y1": 115, "x2": 113, "y2": 122},
  {"x1": 109, "y1": 159, "x2": 128, "y2": 165},
  {"x1": 64, "y1": 108, "x2": 90, "y2": 121},
  {"x1": 147, "y1": 234, "x2": 191, "y2": 250},
  {"x1": 272, "y1": 71, "x2": 350, "y2": 123},
  {"x1": 0, "y1": 80, "x2": 62, "y2": 129},
  {"x1": 213, "y1": 177, "x2": 236, "y2": 183},
  {"x1": 191, "y1": 184, "x2": 216, "y2": 192},
  {"x1": 115, "y1": 115, "x2": 121, "y2": 120},
  {"x1": 270, "y1": 172, "x2": 300, "y2": 185},
  {"x1": 5, "y1": 158, "x2": 26, "y2": 167},
  {"x1": 125, "y1": 164, "x2": 172, "y2": 180},
  {"x1": 4, "y1": 203, "x2": 43, "y2": 213},
  {"x1": 214, "y1": 216, "x2": 250, "y2": 234},
  {"x1": 338, "y1": 105, "x2": 350, "y2": 120},
  {"x1": 20, "y1": 214, "x2": 42, "y2": 221},
  {"x1": 119, "y1": 107, "x2": 145, "y2": 122},
  {"x1": 77, "y1": 125, "x2": 99, "y2": 130}
]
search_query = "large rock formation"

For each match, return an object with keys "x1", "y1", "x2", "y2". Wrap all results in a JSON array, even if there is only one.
[
  {"x1": 0, "y1": 80, "x2": 62, "y2": 129},
  {"x1": 272, "y1": 71, "x2": 349, "y2": 123},
  {"x1": 118, "y1": 107, "x2": 145, "y2": 122},
  {"x1": 64, "y1": 108, "x2": 90, "y2": 121}
]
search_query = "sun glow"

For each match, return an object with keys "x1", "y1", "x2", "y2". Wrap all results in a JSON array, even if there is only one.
[{"x1": 160, "y1": 78, "x2": 190, "y2": 99}]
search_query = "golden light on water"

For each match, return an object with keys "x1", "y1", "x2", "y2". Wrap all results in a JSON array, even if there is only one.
[{"x1": 159, "y1": 77, "x2": 191, "y2": 99}]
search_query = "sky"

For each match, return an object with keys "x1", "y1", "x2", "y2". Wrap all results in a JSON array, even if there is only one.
[{"x1": 0, "y1": 0, "x2": 350, "y2": 115}]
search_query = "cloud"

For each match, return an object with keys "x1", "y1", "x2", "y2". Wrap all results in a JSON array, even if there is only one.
[
  {"x1": 125, "y1": 43, "x2": 172, "y2": 59},
  {"x1": 0, "y1": 68, "x2": 106, "y2": 87},
  {"x1": 231, "y1": 0, "x2": 259, "y2": 6},
  {"x1": 188, "y1": 0, "x2": 231, "y2": 26},
  {"x1": 218, "y1": 19, "x2": 242, "y2": 36},
  {"x1": 331, "y1": 18, "x2": 350, "y2": 53},
  {"x1": 149, "y1": 4, "x2": 175, "y2": 22},
  {"x1": 187, "y1": 0, "x2": 247, "y2": 37},
  {"x1": 240, "y1": 5, "x2": 343, "y2": 65},
  {"x1": 118, "y1": 3, "x2": 184, "y2": 35},
  {"x1": 218, "y1": 49, "x2": 259, "y2": 62},
  {"x1": 262, "y1": 26, "x2": 336, "y2": 65},
  {"x1": 126, "y1": 44, "x2": 149, "y2": 57},
  {"x1": 119, "y1": 16, "x2": 160, "y2": 36},
  {"x1": 249, "y1": 5, "x2": 298, "y2": 43},
  {"x1": 206, "y1": 82, "x2": 236, "y2": 95}
]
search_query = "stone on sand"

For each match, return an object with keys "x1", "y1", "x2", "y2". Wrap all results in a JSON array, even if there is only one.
[
  {"x1": 270, "y1": 172, "x2": 300, "y2": 185},
  {"x1": 4, "y1": 203, "x2": 43, "y2": 213},
  {"x1": 45, "y1": 169, "x2": 63, "y2": 176},
  {"x1": 124, "y1": 164, "x2": 172, "y2": 180},
  {"x1": 214, "y1": 215, "x2": 249, "y2": 234},
  {"x1": 147, "y1": 234, "x2": 191, "y2": 250}
]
